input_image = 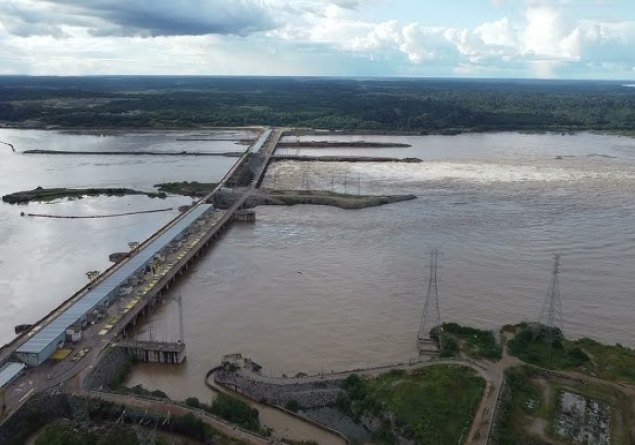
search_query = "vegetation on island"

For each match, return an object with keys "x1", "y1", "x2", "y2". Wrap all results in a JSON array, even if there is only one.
[
  {"x1": 1, "y1": 186, "x2": 165, "y2": 204},
  {"x1": 335, "y1": 366, "x2": 485, "y2": 444},
  {"x1": 1, "y1": 77, "x2": 635, "y2": 134},
  {"x1": 507, "y1": 322, "x2": 635, "y2": 384},
  {"x1": 154, "y1": 181, "x2": 217, "y2": 197},
  {"x1": 437, "y1": 322, "x2": 502, "y2": 360}
]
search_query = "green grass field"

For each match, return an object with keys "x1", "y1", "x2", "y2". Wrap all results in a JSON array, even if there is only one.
[{"x1": 338, "y1": 365, "x2": 485, "y2": 444}]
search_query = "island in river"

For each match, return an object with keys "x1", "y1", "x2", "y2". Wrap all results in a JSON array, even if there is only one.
[{"x1": 2, "y1": 182, "x2": 416, "y2": 210}]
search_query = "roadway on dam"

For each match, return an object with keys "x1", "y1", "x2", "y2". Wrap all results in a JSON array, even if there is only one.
[{"x1": 0, "y1": 128, "x2": 281, "y2": 417}]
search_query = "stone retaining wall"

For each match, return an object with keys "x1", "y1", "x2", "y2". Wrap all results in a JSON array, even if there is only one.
[{"x1": 215, "y1": 369, "x2": 344, "y2": 410}]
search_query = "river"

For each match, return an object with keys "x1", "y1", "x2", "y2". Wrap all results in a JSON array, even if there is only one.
[
  {"x1": 125, "y1": 131, "x2": 635, "y2": 389},
  {"x1": 0, "y1": 128, "x2": 251, "y2": 344},
  {"x1": 2, "y1": 129, "x2": 635, "y2": 442}
]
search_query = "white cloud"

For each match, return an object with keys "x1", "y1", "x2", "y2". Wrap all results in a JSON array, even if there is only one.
[
  {"x1": 1, "y1": 0, "x2": 276, "y2": 37},
  {"x1": 475, "y1": 17, "x2": 516, "y2": 47},
  {"x1": 0, "y1": 0, "x2": 634, "y2": 77}
]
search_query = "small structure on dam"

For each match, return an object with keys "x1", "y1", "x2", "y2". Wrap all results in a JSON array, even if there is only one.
[
  {"x1": 117, "y1": 339, "x2": 186, "y2": 364},
  {"x1": 119, "y1": 294, "x2": 187, "y2": 365},
  {"x1": 232, "y1": 209, "x2": 256, "y2": 222}
]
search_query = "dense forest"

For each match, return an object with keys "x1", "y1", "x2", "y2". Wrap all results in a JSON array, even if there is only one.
[{"x1": 0, "y1": 76, "x2": 634, "y2": 133}]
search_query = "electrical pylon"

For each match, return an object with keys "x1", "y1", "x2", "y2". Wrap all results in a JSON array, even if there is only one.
[
  {"x1": 417, "y1": 249, "x2": 442, "y2": 352},
  {"x1": 539, "y1": 254, "x2": 564, "y2": 333}
]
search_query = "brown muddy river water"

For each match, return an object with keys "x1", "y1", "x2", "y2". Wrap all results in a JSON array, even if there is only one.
[{"x1": 2, "y1": 129, "x2": 635, "y2": 441}]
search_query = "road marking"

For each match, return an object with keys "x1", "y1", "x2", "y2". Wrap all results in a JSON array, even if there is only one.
[{"x1": 19, "y1": 388, "x2": 34, "y2": 403}]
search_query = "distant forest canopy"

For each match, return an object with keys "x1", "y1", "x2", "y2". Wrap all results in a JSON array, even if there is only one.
[{"x1": 0, "y1": 76, "x2": 634, "y2": 133}]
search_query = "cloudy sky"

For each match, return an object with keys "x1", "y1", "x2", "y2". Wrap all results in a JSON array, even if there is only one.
[{"x1": 0, "y1": 0, "x2": 634, "y2": 79}]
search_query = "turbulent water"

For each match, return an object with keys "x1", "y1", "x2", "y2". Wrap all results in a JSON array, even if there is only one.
[
  {"x1": 2, "y1": 129, "x2": 635, "y2": 407},
  {"x1": 0, "y1": 128, "x2": 250, "y2": 343}
]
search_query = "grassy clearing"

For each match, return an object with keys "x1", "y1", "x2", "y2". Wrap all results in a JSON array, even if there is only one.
[
  {"x1": 337, "y1": 366, "x2": 485, "y2": 444},
  {"x1": 508, "y1": 323, "x2": 635, "y2": 384},
  {"x1": 573, "y1": 337, "x2": 635, "y2": 384},
  {"x1": 439, "y1": 322, "x2": 502, "y2": 360}
]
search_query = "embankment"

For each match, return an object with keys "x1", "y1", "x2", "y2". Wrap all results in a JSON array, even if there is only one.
[{"x1": 214, "y1": 368, "x2": 344, "y2": 409}]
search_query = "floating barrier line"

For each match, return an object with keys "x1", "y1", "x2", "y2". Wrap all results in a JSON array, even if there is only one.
[
  {"x1": 26, "y1": 207, "x2": 174, "y2": 219},
  {"x1": 0, "y1": 140, "x2": 16, "y2": 152}
]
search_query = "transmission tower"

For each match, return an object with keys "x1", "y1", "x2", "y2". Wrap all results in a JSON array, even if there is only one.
[
  {"x1": 539, "y1": 254, "x2": 564, "y2": 333},
  {"x1": 417, "y1": 249, "x2": 442, "y2": 351}
]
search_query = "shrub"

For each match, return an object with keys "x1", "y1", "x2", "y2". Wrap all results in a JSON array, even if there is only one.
[
  {"x1": 210, "y1": 393, "x2": 260, "y2": 431},
  {"x1": 285, "y1": 399, "x2": 302, "y2": 413},
  {"x1": 185, "y1": 397, "x2": 201, "y2": 408}
]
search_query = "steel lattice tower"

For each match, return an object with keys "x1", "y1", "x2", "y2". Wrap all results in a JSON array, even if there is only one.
[
  {"x1": 418, "y1": 249, "x2": 442, "y2": 344},
  {"x1": 539, "y1": 254, "x2": 564, "y2": 333}
]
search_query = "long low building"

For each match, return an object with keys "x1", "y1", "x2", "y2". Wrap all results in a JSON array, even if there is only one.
[
  {"x1": 0, "y1": 362, "x2": 26, "y2": 389},
  {"x1": 15, "y1": 204, "x2": 213, "y2": 367}
]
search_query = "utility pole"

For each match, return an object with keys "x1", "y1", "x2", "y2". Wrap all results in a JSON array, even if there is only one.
[{"x1": 417, "y1": 249, "x2": 442, "y2": 352}]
